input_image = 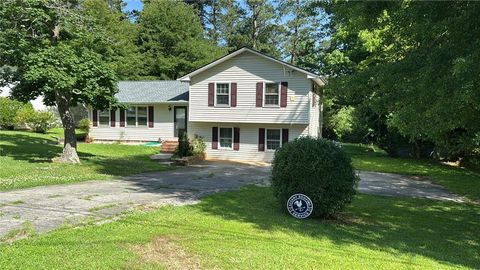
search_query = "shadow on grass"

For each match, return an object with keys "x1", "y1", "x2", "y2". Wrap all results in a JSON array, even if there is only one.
[
  {"x1": 196, "y1": 186, "x2": 480, "y2": 269},
  {"x1": 82, "y1": 154, "x2": 169, "y2": 177},
  {"x1": 342, "y1": 143, "x2": 387, "y2": 157},
  {"x1": 0, "y1": 132, "x2": 167, "y2": 178},
  {"x1": 0, "y1": 132, "x2": 95, "y2": 161},
  {"x1": 0, "y1": 133, "x2": 64, "y2": 162}
]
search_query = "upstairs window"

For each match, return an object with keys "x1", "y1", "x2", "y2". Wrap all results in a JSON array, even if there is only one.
[
  {"x1": 216, "y1": 83, "x2": 230, "y2": 106},
  {"x1": 266, "y1": 129, "x2": 281, "y2": 150},
  {"x1": 99, "y1": 110, "x2": 110, "y2": 126},
  {"x1": 264, "y1": 83, "x2": 279, "y2": 106},
  {"x1": 126, "y1": 106, "x2": 148, "y2": 127},
  {"x1": 219, "y1": 127, "x2": 233, "y2": 149}
]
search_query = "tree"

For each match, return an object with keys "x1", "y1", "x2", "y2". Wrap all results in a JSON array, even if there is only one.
[
  {"x1": 0, "y1": 0, "x2": 119, "y2": 163},
  {"x1": 216, "y1": 0, "x2": 247, "y2": 51},
  {"x1": 242, "y1": 0, "x2": 281, "y2": 55},
  {"x1": 106, "y1": 0, "x2": 125, "y2": 12},
  {"x1": 83, "y1": 0, "x2": 142, "y2": 80},
  {"x1": 183, "y1": 0, "x2": 207, "y2": 28},
  {"x1": 202, "y1": 0, "x2": 224, "y2": 44},
  {"x1": 137, "y1": 0, "x2": 224, "y2": 79},
  {"x1": 0, "y1": 97, "x2": 26, "y2": 130},
  {"x1": 322, "y1": 1, "x2": 480, "y2": 162},
  {"x1": 195, "y1": 0, "x2": 285, "y2": 56},
  {"x1": 203, "y1": 0, "x2": 280, "y2": 55},
  {"x1": 277, "y1": 0, "x2": 326, "y2": 65}
]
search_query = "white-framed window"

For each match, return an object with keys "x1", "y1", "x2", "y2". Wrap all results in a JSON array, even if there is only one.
[
  {"x1": 126, "y1": 106, "x2": 148, "y2": 127},
  {"x1": 137, "y1": 106, "x2": 148, "y2": 127},
  {"x1": 219, "y1": 127, "x2": 233, "y2": 149},
  {"x1": 264, "y1": 82, "x2": 280, "y2": 106},
  {"x1": 215, "y1": 83, "x2": 230, "y2": 106},
  {"x1": 98, "y1": 110, "x2": 110, "y2": 126},
  {"x1": 266, "y1": 128, "x2": 281, "y2": 150}
]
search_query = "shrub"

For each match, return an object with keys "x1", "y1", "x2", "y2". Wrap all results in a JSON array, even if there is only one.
[
  {"x1": 13, "y1": 106, "x2": 35, "y2": 128},
  {"x1": 15, "y1": 108, "x2": 57, "y2": 133},
  {"x1": 191, "y1": 134, "x2": 206, "y2": 156},
  {"x1": 33, "y1": 111, "x2": 58, "y2": 133},
  {"x1": 78, "y1": 118, "x2": 91, "y2": 133},
  {"x1": 271, "y1": 137, "x2": 359, "y2": 218},
  {"x1": 0, "y1": 97, "x2": 26, "y2": 129},
  {"x1": 175, "y1": 132, "x2": 193, "y2": 158}
]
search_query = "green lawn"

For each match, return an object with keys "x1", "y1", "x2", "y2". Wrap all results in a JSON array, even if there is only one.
[
  {"x1": 0, "y1": 130, "x2": 168, "y2": 191},
  {"x1": 343, "y1": 143, "x2": 480, "y2": 201},
  {"x1": 47, "y1": 127, "x2": 88, "y2": 140},
  {"x1": 0, "y1": 186, "x2": 478, "y2": 269},
  {"x1": 1, "y1": 132, "x2": 479, "y2": 269}
]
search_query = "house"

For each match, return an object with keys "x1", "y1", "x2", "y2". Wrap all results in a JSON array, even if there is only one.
[{"x1": 88, "y1": 47, "x2": 326, "y2": 162}]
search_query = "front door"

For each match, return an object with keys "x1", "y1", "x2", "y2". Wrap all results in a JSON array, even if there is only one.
[{"x1": 174, "y1": 106, "x2": 187, "y2": 137}]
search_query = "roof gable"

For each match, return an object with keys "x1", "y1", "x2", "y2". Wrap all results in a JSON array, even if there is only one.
[{"x1": 177, "y1": 47, "x2": 326, "y2": 86}]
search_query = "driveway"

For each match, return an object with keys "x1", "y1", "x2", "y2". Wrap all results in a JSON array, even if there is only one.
[
  {"x1": 357, "y1": 171, "x2": 465, "y2": 202},
  {"x1": 0, "y1": 162, "x2": 464, "y2": 239},
  {"x1": 0, "y1": 161, "x2": 270, "y2": 239}
]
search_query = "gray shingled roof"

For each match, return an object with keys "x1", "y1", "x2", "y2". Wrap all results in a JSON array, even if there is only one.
[{"x1": 116, "y1": 81, "x2": 189, "y2": 103}]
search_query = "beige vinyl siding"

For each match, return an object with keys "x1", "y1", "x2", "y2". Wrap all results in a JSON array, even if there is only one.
[
  {"x1": 189, "y1": 51, "x2": 311, "y2": 124},
  {"x1": 89, "y1": 104, "x2": 186, "y2": 141},
  {"x1": 189, "y1": 122, "x2": 308, "y2": 162},
  {"x1": 308, "y1": 90, "x2": 320, "y2": 137}
]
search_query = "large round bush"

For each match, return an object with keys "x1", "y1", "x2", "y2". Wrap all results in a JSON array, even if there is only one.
[{"x1": 271, "y1": 137, "x2": 359, "y2": 218}]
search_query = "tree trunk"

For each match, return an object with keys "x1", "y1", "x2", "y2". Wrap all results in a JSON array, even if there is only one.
[
  {"x1": 53, "y1": 91, "x2": 80, "y2": 164},
  {"x1": 211, "y1": 0, "x2": 219, "y2": 44},
  {"x1": 414, "y1": 140, "x2": 421, "y2": 159},
  {"x1": 290, "y1": 0, "x2": 300, "y2": 64},
  {"x1": 252, "y1": 3, "x2": 259, "y2": 49},
  {"x1": 318, "y1": 85, "x2": 324, "y2": 138}
]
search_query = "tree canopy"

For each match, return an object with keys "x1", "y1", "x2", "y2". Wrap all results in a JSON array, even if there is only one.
[
  {"x1": 0, "y1": 0, "x2": 121, "y2": 162},
  {"x1": 321, "y1": 1, "x2": 480, "y2": 161},
  {"x1": 137, "y1": 0, "x2": 224, "y2": 79},
  {"x1": 2, "y1": 0, "x2": 478, "y2": 163}
]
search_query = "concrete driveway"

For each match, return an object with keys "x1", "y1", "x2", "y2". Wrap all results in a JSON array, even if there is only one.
[
  {"x1": 0, "y1": 161, "x2": 270, "y2": 239},
  {"x1": 0, "y1": 161, "x2": 464, "y2": 239},
  {"x1": 357, "y1": 171, "x2": 465, "y2": 202}
]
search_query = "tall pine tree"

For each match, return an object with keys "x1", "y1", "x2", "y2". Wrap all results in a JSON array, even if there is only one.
[{"x1": 137, "y1": 0, "x2": 223, "y2": 79}]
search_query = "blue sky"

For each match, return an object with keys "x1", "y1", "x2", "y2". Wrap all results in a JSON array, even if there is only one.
[
  {"x1": 123, "y1": 0, "x2": 253, "y2": 13},
  {"x1": 124, "y1": 0, "x2": 143, "y2": 12}
]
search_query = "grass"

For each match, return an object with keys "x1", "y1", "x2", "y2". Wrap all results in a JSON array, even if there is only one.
[
  {"x1": 343, "y1": 143, "x2": 480, "y2": 201},
  {"x1": 1, "y1": 134, "x2": 478, "y2": 268},
  {"x1": 0, "y1": 186, "x2": 478, "y2": 269},
  {"x1": 82, "y1": 194, "x2": 98, "y2": 201},
  {"x1": 0, "y1": 130, "x2": 168, "y2": 191},
  {"x1": 88, "y1": 204, "x2": 117, "y2": 213},
  {"x1": 1, "y1": 221, "x2": 36, "y2": 242},
  {"x1": 9, "y1": 200, "x2": 24, "y2": 205},
  {"x1": 47, "y1": 127, "x2": 87, "y2": 140}
]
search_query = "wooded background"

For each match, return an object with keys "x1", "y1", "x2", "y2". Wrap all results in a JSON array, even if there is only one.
[{"x1": 1, "y1": 0, "x2": 479, "y2": 165}]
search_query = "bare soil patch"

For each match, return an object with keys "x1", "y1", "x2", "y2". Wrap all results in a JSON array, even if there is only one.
[{"x1": 129, "y1": 236, "x2": 202, "y2": 270}]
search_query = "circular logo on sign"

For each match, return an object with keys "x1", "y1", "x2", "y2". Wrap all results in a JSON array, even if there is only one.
[{"x1": 287, "y1": 194, "x2": 313, "y2": 219}]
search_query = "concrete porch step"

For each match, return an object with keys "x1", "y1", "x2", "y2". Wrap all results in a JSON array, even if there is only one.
[{"x1": 150, "y1": 153, "x2": 173, "y2": 162}]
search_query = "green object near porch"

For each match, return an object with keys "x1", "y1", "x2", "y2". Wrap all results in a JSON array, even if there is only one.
[{"x1": 144, "y1": 141, "x2": 161, "y2": 147}]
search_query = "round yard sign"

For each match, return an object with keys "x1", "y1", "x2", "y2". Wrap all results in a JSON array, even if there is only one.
[{"x1": 287, "y1": 194, "x2": 313, "y2": 219}]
